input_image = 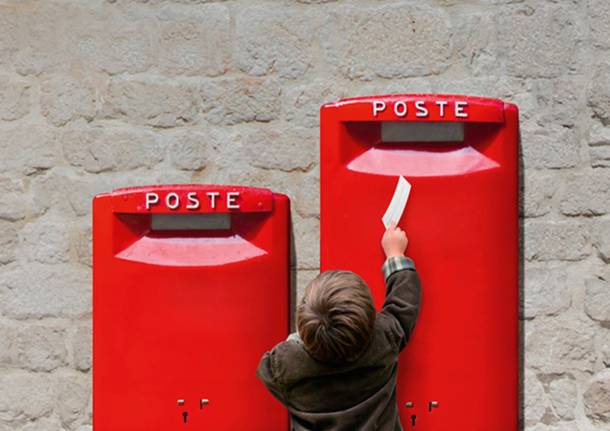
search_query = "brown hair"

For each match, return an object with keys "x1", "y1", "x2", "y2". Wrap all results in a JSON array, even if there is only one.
[{"x1": 297, "y1": 270, "x2": 376, "y2": 364}]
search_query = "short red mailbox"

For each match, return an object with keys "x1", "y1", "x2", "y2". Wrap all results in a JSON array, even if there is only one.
[
  {"x1": 320, "y1": 95, "x2": 519, "y2": 430},
  {"x1": 93, "y1": 185, "x2": 290, "y2": 431}
]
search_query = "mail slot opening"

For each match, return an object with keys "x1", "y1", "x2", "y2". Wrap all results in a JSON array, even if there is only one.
[
  {"x1": 151, "y1": 213, "x2": 231, "y2": 231},
  {"x1": 381, "y1": 122, "x2": 464, "y2": 143},
  {"x1": 113, "y1": 211, "x2": 271, "y2": 266},
  {"x1": 343, "y1": 121, "x2": 502, "y2": 177}
]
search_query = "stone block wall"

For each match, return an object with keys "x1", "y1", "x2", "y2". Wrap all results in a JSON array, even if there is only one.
[{"x1": 0, "y1": 0, "x2": 608, "y2": 430}]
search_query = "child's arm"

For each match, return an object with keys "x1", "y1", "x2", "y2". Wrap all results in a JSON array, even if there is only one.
[
  {"x1": 379, "y1": 224, "x2": 422, "y2": 351},
  {"x1": 256, "y1": 347, "x2": 287, "y2": 404}
]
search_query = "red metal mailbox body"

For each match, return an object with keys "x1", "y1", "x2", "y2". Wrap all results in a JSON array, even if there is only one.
[
  {"x1": 93, "y1": 185, "x2": 290, "y2": 431},
  {"x1": 320, "y1": 95, "x2": 519, "y2": 430}
]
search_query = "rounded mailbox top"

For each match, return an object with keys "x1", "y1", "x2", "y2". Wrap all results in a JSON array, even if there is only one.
[
  {"x1": 336, "y1": 93, "x2": 504, "y2": 105},
  {"x1": 95, "y1": 184, "x2": 281, "y2": 214},
  {"x1": 322, "y1": 93, "x2": 515, "y2": 123}
]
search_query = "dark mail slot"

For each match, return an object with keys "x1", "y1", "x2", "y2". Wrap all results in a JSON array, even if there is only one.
[
  {"x1": 151, "y1": 213, "x2": 231, "y2": 231},
  {"x1": 381, "y1": 122, "x2": 464, "y2": 142}
]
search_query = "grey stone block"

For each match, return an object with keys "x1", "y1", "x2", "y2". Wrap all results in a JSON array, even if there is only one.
[
  {"x1": 0, "y1": 126, "x2": 58, "y2": 175},
  {"x1": 548, "y1": 376, "x2": 577, "y2": 421},
  {"x1": 41, "y1": 75, "x2": 97, "y2": 127},
  {"x1": 54, "y1": 370, "x2": 91, "y2": 428},
  {"x1": 497, "y1": 4, "x2": 582, "y2": 78},
  {"x1": 560, "y1": 172, "x2": 610, "y2": 217},
  {"x1": 322, "y1": 4, "x2": 451, "y2": 80},
  {"x1": 18, "y1": 212, "x2": 72, "y2": 264},
  {"x1": 0, "y1": 221, "x2": 18, "y2": 265},
  {"x1": 583, "y1": 369, "x2": 610, "y2": 425},
  {"x1": 13, "y1": 325, "x2": 68, "y2": 372},
  {"x1": 0, "y1": 77, "x2": 31, "y2": 121},
  {"x1": 585, "y1": 276, "x2": 610, "y2": 323},
  {"x1": 589, "y1": 0, "x2": 610, "y2": 50},
  {"x1": 157, "y1": 4, "x2": 230, "y2": 76},
  {"x1": 101, "y1": 78, "x2": 198, "y2": 128},
  {"x1": 588, "y1": 64, "x2": 610, "y2": 127},
  {"x1": 165, "y1": 129, "x2": 215, "y2": 171},
  {"x1": 0, "y1": 263, "x2": 91, "y2": 319},
  {"x1": 525, "y1": 220, "x2": 590, "y2": 262},
  {"x1": 524, "y1": 368, "x2": 548, "y2": 426},
  {"x1": 521, "y1": 125, "x2": 581, "y2": 170},
  {"x1": 588, "y1": 123, "x2": 610, "y2": 168},
  {"x1": 284, "y1": 80, "x2": 349, "y2": 128},
  {"x1": 525, "y1": 315, "x2": 597, "y2": 373},
  {"x1": 591, "y1": 218, "x2": 610, "y2": 262},
  {"x1": 0, "y1": 177, "x2": 28, "y2": 222},
  {"x1": 244, "y1": 126, "x2": 317, "y2": 173},
  {"x1": 200, "y1": 77, "x2": 281, "y2": 125},
  {"x1": 599, "y1": 329, "x2": 610, "y2": 368},
  {"x1": 0, "y1": 372, "x2": 54, "y2": 422},
  {"x1": 62, "y1": 126, "x2": 164, "y2": 173},
  {"x1": 522, "y1": 171, "x2": 557, "y2": 218},
  {"x1": 235, "y1": 7, "x2": 317, "y2": 79},
  {"x1": 70, "y1": 324, "x2": 92, "y2": 372},
  {"x1": 524, "y1": 264, "x2": 572, "y2": 319},
  {"x1": 292, "y1": 214, "x2": 319, "y2": 270}
]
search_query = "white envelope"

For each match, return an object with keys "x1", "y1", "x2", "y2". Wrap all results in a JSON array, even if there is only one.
[{"x1": 382, "y1": 176, "x2": 412, "y2": 229}]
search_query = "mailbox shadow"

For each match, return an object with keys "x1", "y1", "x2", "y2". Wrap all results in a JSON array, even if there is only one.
[
  {"x1": 518, "y1": 136, "x2": 525, "y2": 431},
  {"x1": 289, "y1": 215, "x2": 297, "y2": 333}
]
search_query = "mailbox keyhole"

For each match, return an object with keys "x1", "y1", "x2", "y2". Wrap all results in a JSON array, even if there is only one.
[
  {"x1": 182, "y1": 411, "x2": 188, "y2": 424},
  {"x1": 410, "y1": 414, "x2": 416, "y2": 427}
]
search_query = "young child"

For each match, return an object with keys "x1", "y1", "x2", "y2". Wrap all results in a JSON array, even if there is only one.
[{"x1": 257, "y1": 224, "x2": 422, "y2": 430}]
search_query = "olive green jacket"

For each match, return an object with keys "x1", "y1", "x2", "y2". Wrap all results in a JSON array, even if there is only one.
[{"x1": 257, "y1": 257, "x2": 421, "y2": 431}]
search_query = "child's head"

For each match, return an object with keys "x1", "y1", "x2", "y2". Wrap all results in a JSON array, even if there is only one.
[{"x1": 297, "y1": 270, "x2": 376, "y2": 364}]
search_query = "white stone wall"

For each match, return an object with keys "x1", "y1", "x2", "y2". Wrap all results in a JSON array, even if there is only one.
[{"x1": 0, "y1": 0, "x2": 608, "y2": 430}]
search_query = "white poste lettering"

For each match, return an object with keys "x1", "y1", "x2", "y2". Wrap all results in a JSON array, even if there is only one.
[
  {"x1": 143, "y1": 191, "x2": 244, "y2": 211},
  {"x1": 373, "y1": 101, "x2": 386, "y2": 117},
  {"x1": 166, "y1": 192, "x2": 180, "y2": 210},
  {"x1": 207, "y1": 192, "x2": 220, "y2": 209},
  {"x1": 435, "y1": 100, "x2": 448, "y2": 117},
  {"x1": 371, "y1": 99, "x2": 470, "y2": 119},
  {"x1": 186, "y1": 192, "x2": 200, "y2": 210},
  {"x1": 455, "y1": 101, "x2": 469, "y2": 118},
  {"x1": 415, "y1": 101, "x2": 429, "y2": 118},
  {"x1": 394, "y1": 101, "x2": 408, "y2": 117},
  {"x1": 145, "y1": 192, "x2": 159, "y2": 209},
  {"x1": 227, "y1": 192, "x2": 240, "y2": 209}
]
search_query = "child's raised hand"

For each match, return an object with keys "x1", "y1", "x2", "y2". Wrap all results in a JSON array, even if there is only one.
[{"x1": 381, "y1": 224, "x2": 408, "y2": 258}]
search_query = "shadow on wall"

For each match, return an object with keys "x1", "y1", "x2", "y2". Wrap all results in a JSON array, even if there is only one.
[
  {"x1": 290, "y1": 216, "x2": 297, "y2": 333},
  {"x1": 518, "y1": 134, "x2": 525, "y2": 431}
]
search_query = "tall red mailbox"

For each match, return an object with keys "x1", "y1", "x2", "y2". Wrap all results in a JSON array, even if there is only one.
[
  {"x1": 93, "y1": 185, "x2": 290, "y2": 431},
  {"x1": 320, "y1": 95, "x2": 519, "y2": 430}
]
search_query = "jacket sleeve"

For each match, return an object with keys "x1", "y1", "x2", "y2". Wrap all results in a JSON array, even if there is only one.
[
  {"x1": 379, "y1": 256, "x2": 422, "y2": 351},
  {"x1": 256, "y1": 347, "x2": 287, "y2": 404}
]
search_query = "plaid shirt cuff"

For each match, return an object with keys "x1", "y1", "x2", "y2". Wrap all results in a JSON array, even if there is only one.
[{"x1": 382, "y1": 256, "x2": 415, "y2": 281}]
